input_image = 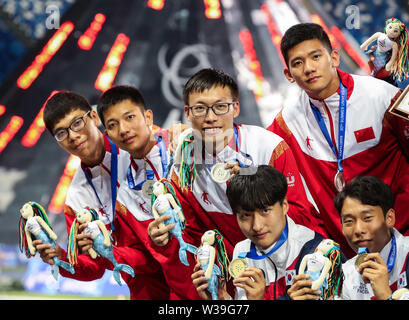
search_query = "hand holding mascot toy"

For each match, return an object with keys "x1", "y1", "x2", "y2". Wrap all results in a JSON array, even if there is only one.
[{"x1": 18, "y1": 201, "x2": 75, "y2": 280}]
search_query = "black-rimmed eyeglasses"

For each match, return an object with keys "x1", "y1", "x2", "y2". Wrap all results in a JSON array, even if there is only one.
[
  {"x1": 54, "y1": 111, "x2": 90, "y2": 142},
  {"x1": 188, "y1": 102, "x2": 236, "y2": 117}
]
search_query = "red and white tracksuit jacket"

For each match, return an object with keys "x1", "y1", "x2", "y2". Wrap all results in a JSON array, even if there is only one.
[
  {"x1": 268, "y1": 69, "x2": 409, "y2": 258},
  {"x1": 59, "y1": 134, "x2": 170, "y2": 300},
  {"x1": 341, "y1": 228, "x2": 409, "y2": 300},
  {"x1": 116, "y1": 134, "x2": 201, "y2": 300},
  {"x1": 232, "y1": 216, "x2": 323, "y2": 300},
  {"x1": 170, "y1": 124, "x2": 326, "y2": 260}
]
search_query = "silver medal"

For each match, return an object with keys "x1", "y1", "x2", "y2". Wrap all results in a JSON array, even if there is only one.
[
  {"x1": 211, "y1": 163, "x2": 231, "y2": 183},
  {"x1": 142, "y1": 180, "x2": 155, "y2": 199},
  {"x1": 334, "y1": 171, "x2": 346, "y2": 192}
]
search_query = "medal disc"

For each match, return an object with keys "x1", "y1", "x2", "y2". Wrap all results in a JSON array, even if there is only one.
[
  {"x1": 334, "y1": 171, "x2": 346, "y2": 192},
  {"x1": 354, "y1": 253, "x2": 368, "y2": 270},
  {"x1": 142, "y1": 180, "x2": 155, "y2": 199},
  {"x1": 228, "y1": 258, "x2": 248, "y2": 278},
  {"x1": 211, "y1": 163, "x2": 231, "y2": 183}
]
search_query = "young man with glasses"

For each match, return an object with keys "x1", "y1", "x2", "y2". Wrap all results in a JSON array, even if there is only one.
[
  {"x1": 34, "y1": 90, "x2": 170, "y2": 299},
  {"x1": 148, "y1": 68, "x2": 326, "y2": 270}
]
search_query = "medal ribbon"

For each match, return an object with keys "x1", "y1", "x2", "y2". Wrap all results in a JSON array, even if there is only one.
[
  {"x1": 83, "y1": 136, "x2": 118, "y2": 232},
  {"x1": 386, "y1": 233, "x2": 397, "y2": 273},
  {"x1": 126, "y1": 136, "x2": 168, "y2": 190},
  {"x1": 310, "y1": 82, "x2": 347, "y2": 174},
  {"x1": 357, "y1": 233, "x2": 396, "y2": 273},
  {"x1": 238, "y1": 221, "x2": 288, "y2": 260}
]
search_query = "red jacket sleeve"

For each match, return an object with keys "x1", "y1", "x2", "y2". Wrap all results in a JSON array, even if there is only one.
[{"x1": 269, "y1": 140, "x2": 328, "y2": 237}]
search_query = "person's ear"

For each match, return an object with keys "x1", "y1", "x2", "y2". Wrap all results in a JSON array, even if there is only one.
[
  {"x1": 184, "y1": 105, "x2": 191, "y2": 121},
  {"x1": 233, "y1": 101, "x2": 240, "y2": 118},
  {"x1": 144, "y1": 109, "x2": 153, "y2": 126},
  {"x1": 385, "y1": 208, "x2": 396, "y2": 228},
  {"x1": 283, "y1": 68, "x2": 295, "y2": 83},
  {"x1": 330, "y1": 49, "x2": 340, "y2": 69},
  {"x1": 282, "y1": 198, "x2": 289, "y2": 215},
  {"x1": 90, "y1": 109, "x2": 102, "y2": 127}
]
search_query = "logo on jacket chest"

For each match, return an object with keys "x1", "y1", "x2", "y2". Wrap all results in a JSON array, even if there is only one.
[
  {"x1": 306, "y1": 137, "x2": 313, "y2": 150},
  {"x1": 201, "y1": 192, "x2": 211, "y2": 205}
]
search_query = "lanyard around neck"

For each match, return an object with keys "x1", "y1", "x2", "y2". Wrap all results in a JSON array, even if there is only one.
[
  {"x1": 126, "y1": 136, "x2": 168, "y2": 190},
  {"x1": 238, "y1": 221, "x2": 288, "y2": 260},
  {"x1": 386, "y1": 233, "x2": 397, "y2": 273},
  {"x1": 310, "y1": 82, "x2": 347, "y2": 173},
  {"x1": 83, "y1": 136, "x2": 118, "y2": 231}
]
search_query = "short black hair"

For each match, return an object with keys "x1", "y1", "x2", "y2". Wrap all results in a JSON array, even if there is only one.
[
  {"x1": 97, "y1": 85, "x2": 146, "y2": 128},
  {"x1": 226, "y1": 165, "x2": 287, "y2": 213},
  {"x1": 281, "y1": 23, "x2": 333, "y2": 67},
  {"x1": 333, "y1": 176, "x2": 394, "y2": 216},
  {"x1": 43, "y1": 90, "x2": 91, "y2": 134},
  {"x1": 183, "y1": 68, "x2": 239, "y2": 105}
]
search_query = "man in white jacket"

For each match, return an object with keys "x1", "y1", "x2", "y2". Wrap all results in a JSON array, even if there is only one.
[{"x1": 335, "y1": 176, "x2": 409, "y2": 300}]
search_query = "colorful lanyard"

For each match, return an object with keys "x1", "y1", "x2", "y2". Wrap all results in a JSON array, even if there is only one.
[
  {"x1": 310, "y1": 82, "x2": 347, "y2": 174},
  {"x1": 238, "y1": 221, "x2": 288, "y2": 260},
  {"x1": 126, "y1": 136, "x2": 168, "y2": 190},
  {"x1": 83, "y1": 137, "x2": 118, "y2": 232}
]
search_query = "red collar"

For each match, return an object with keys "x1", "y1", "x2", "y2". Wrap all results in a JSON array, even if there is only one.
[{"x1": 336, "y1": 68, "x2": 354, "y2": 100}]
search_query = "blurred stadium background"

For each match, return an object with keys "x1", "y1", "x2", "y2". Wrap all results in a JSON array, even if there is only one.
[{"x1": 0, "y1": 0, "x2": 408, "y2": 299}]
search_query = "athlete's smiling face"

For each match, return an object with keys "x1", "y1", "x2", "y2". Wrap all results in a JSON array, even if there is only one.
[
  {"x1": 184, "y1": 85, "x2": 240, "y2": 148},
  {"x1": 340, "y1": 197, "x2": 395, "y2": 253}
]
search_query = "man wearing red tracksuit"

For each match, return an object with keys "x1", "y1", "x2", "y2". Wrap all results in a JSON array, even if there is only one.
[{"x1": 267, "y1": 23, "x2": 409, "y2": 258}]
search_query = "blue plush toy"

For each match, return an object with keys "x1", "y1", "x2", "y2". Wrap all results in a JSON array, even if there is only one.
[
  {"x1": 19, "y1": 201, "x2": 75, "y2": 280},
  {"x1": 67, "y1": 207, "x2": 134, "y2": 286},
  {"x1": 151, "y1": 178, "x2": 197, "y2": 266}
]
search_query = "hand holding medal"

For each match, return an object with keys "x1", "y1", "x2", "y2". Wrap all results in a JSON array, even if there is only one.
[
  {"x1": 211, "y1": 161, "x2": 241, "y2": 183},
  {"x1": 355, "y1": 251, "x2": 393, "y2": 299}
]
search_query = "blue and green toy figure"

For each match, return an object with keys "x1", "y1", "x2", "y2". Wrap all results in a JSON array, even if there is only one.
[
  {"x1": 195, "y1": 229, "x2": 231, "y2": 300},
  {"x1": 298, "y1": 239, "x2": 343, "y2": 300},
  {"x1": 67, "y1": 206, "x2": 135, "y2": 286},
  {"x1": 18, "y1": 201, "x2": 75, "y2": 280},
  {"x1": 151, "y1": 178, "x2": 197, "y2": 266},
  {"x1": 360, "y1": 18, "x2": 409, "y2": 84}
]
